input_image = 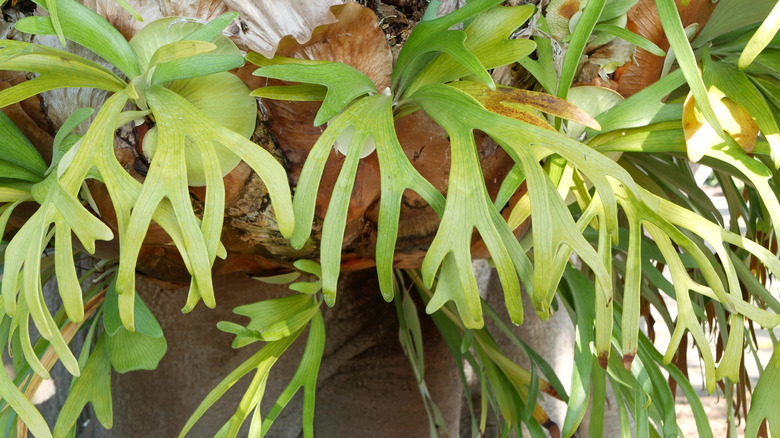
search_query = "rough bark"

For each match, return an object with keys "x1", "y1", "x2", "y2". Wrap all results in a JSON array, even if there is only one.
[{"x1": 72, "y1": 271, "x2": 462, "y2": 437}]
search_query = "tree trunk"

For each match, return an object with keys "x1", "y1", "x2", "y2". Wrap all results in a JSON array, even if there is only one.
[{"x1": 76, "y1": 271, "x2": 462, "y2": 437}]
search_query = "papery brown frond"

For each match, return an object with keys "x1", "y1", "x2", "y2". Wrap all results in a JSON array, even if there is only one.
[
  {"x1": 84, "y1": 0, "x2": 344, "y2": 58},
  {"x1": 614, "y1": 0, "x2": 717, "y2": 97}
]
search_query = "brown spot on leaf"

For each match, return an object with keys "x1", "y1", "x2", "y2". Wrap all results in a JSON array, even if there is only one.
[
  {"x1": 558, "y1": 0, "x2": 580, "y2": 19},
  {"x1": 598, "y1": 353, "x2": 609, "y2": 369},
  {"x1": 623, "y1": 353, "x2": 635, "y2": 370}
]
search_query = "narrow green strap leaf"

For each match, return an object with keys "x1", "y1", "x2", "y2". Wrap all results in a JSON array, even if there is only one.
[
  {"x1": 0, "y1": 104, "x2": 47, "y2": 176},
  {"x1": 53, "y1": 220, "x2": 84, "y2": 323},
  {"x1": 31, "y1": 0, "x2": 141, "y2": 77},
  {"x1": 738, "y1": 0, "x2": 780, "y2": 68},
  {"x1": 594, "y1": 23, "x2": 666, "y2": 56},
  {"x1": 601, "y1": 0, "x2": 640, "y2": 22},
  {"x1": 517, "y1": 15, "x2": 557, "y2": 94},
  {"x1": 183, "y1": 12, "x2": 239, "y2": 41},
  {"x1": 0, "y1": 361, "x2": 52, "y2": 437},
  {"x1": 48, "y1": 0, "x2": 66, "y2": 47},
  {"x1": 422, "y1": 0, "x2": 443, "y2": 20},
  {"x1": 148, "y1": 40, "x2": 217, "y2": 68},
  {"x1": 654, "y1": 0, "x2": 727, "y2": 141},
  {"x1": 620, "y1": 211, "x2": 642, "y2": 365},
  {"x1": 0, "y1": 44, "x2": 127, "y2": 108},
  {"x1": 260, "y1": 310, "x2": 325, "y2": 438},
  {"x1": 392, "y1": 0, "x2": 503, "y2": 94},
  {"x1": 594, "y1": 69, "x2": 685, "y2": 133},
  {"x1": 0, "y1": 161, "x2": 43, "y2": 183},
  {"x1": 594, "y1": 211, "x2": 613, "y2": 368},
  {"x1": 250, "y1": 59, "x2": 377, "y2": 126},
  {"x1": 179, "y1": 334, "x2": 299, "y2": 438},
  {"x1": 558, "y1": 0, "x2": 606, "y2": 99},
  {"x1": 113, "y1": 0, "x2": 142, "y2": 21},
  {"x1": 494, "y1": 165, "x2": 525, "y2": 210},
  {"x1": 407, "y1": 5, "x2": 536, "y2": 94},
  {"x1": 560, "y1": 266, "x2": 595, "y2": 436},
  {"x1": 693, "y1": 0, "x2": 777, "y2": 47},
  {"x1": 746, "y1": 346, "x2": 780, "y2": 437},
  {"x1": 251, "y1": 84, "x2": 327, "y2": 102},
  {"x1": 50, "y1": 107, "x2": 93, "y2": 173},
  {"x1": 704, "y1": 57, "x2": 780, "y2": 167},
  {"x1": 151, "y1": 54, "x2": 245, "y2": 84}
]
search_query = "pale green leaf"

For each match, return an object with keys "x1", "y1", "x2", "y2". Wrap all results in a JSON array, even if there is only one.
[
  {"x1": 655, "y1": 0, "x2": 728, "y2": 144},
  {"x1": 147, "y1": 40, "x2": 217, "y2": 68},
  {"x1": 392, "y1": 0, "x2": 503, "y2": 96},
  {"x1": 558, "y1": 0, "x2": 606, "y2": 99},
  {"x1": 28, "y1": 0, "x2": 140, "y2": 78},
  {"x1": 49, "y1": 107, "x2": 93, "y2": 174},
  {"x1": 252, "y1": 272, "x2": 302, "y2": 285},
  {"x1": 250, "y1": 56, "x2": 378, "y2": 126},
  {"x1": 116, "y1": 84, "x2": 293, "y2": 325},
  {"x1": 0, "y1": 41, "x2": 126, "y2": 108},
  {"x1": 413, "y1": 84, "x2": 633, "y2": 320},
  {"x1": 693, "y1": 0, "x2": 777, "y2": 46},
  {"x1": 518, "y1": 15, "x2": 557, "y2": 94},
  {"x1": 593, "y1": 69, "x2": 685, "y2": 133},
  {"x1": 250, "y1": 84, "x2": 326, "y2": 102},
  {"x1": 286, "y1": 94, "x2": 443, "y2": 303},
  {"x1": 218, "y1": 294, "x2": 319, "y2": 346},
  {"x1": 746, "y1": 346, "x2": 780, "y2": 437},
  {"x1": 594, "y1": 23, "x2": 666, "y2": 56},
  {"x1": 407, "y1": 4, "x2": 536, "y2": 95},
  {"x1": 738, "y1": 0, "x2": 780, "y2": 68},
  {"x1": 142, "y1": 71, "x2": 257, "y2": 186},
  {"x1": 0, "y1": 357, "x2": 51, "y2": 438},
  {"x1": 128, "y1": 16, "x2": 243, "y2": 84},
  {"x1": 560, "y1": 264, "x2": 595, "y2": 437}
]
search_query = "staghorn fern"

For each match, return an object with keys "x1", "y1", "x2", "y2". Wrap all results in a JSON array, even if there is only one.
[{"x1": 0, "y1": 0, "x2": 779, "y2": 436}]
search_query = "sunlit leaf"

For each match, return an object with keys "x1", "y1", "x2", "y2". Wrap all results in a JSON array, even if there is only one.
[
  {"x1": 0, "y1": 341, "x2": 51, "y2": 438},
  {"x1": 250, "y1": 55, "x2": 378, "y2": 126},
  {"x1": 407, "y1": 4, "x2": 536, "y2": 95},
  {"x1": 0, "y1": 40, "x2": 127, "y2": 108},
  {"x1": 412, "y1": 83, "x2": 636, "y2": 320},
  {"x1": 392, "y1": 0, "x2": 504, "y2": 96},
  {"x1": 114, "y1": 84, "x2": 293, "y2": 327},
  {"x1": 277, "y1": 92, "x2": 442, "y2": 304},
  {"x1": 746, "y1": 346, "x2": 780, "y2": 437},
  {"x1": 128, "y1": 15, "x2": 245, "y2": 85},
  {"x1": 24, "y1": 0, "x2": 140, "y2": 78}
]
